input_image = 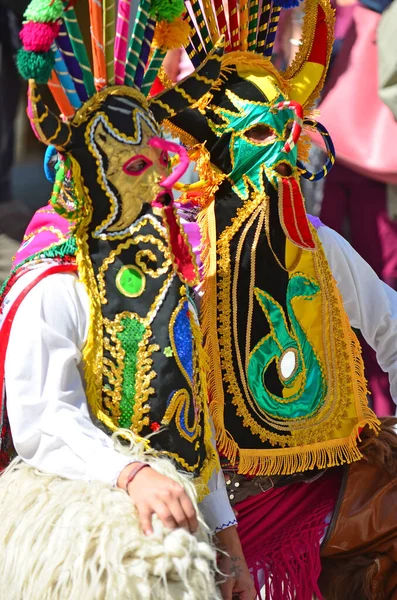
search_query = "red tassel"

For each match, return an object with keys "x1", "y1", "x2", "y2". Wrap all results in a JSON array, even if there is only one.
[
  {"x1": 279, "y1": 177, "x2": 315, "y2": 250},
  {"x1": 162, "y1": 204, "x2": 199, "y2": 286}
]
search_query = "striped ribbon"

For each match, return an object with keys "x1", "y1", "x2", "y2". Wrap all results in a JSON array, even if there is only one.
[
  {"x1": 141, "y1": 48, "x2": 166, "y2": 96},
  {"x1": 63, "y1": 7, "x2": 96, "y2": 97},
  {"x1": 114, "y1": 0, "x2": 132, "y2": 85},
  {"x1": 213, "y1": 0, "x2": 230, "y2": 50},
  {"x1": 240, "y1": 0, "x2": 250, "y2": 50},
  {"x1": 184, "y1": 39, "x2": 201, "y2": 68},
  {"x1": 56, "y1": 23, "x2": 88, "y2": 102},
  {"x1": 133, "y1": 17, "x2": 156, "y2": 90},
  {"x1": 247, "y1": 0, "x2": 260, "y2": 50},
  {"x1": 52, "y1": 44, "x2": 82, "y2": 110},
  {"x1": 88, "y1": 0, "x2": 107, "y2": 90},
  {"x1": 201, "y1": 0, "x2": 219, "y2": 44},
  {"x1": 47, "y1": 71, "x2": 75, "y2": 119},
  {"x1": 124, "y1": 0, "x2": 151, "y2": 87},
  {"x1": 103, "y1": 0, "x2": 116, "y2": 85},
  {"x1": 256, "y1": 2, "x2": 271, "y2": 52},
  {"x1": 188, "y1": 0, "x2": 213, "y2": 53},
  {"x1": 227, "y1": 0, "x2": 239, "y2": 50},
  {"x1": 185, "y1": 9, "x2": 208, "y2": 62},
  {"x1": 263, "y1": 3, "x2": 281, "y2": 57}
]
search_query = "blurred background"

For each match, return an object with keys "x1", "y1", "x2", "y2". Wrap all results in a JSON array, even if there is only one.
[{"x1": 1, "y1": 0, "x2": 397, "y2": 413}]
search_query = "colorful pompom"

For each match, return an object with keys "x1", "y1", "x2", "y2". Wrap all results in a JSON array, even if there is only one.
[
  {"x1": 273, "y1": 0, "x2": 303, "y2": 7},
  {"x1": 24, "y1": 0, "x2": 64, "y2": 23},
  {"x1": 153, "y1": 18, "x2": 190, "y2": 50},
  {"x1": 16, "y1": 48, "x2": 55, "y2": 84},
  {"x1": 20, "y1": 21, "x2": 60, "y2": 52},
  {"x1": 150, "y1": 0, "x2": 185, "y2": 23}
]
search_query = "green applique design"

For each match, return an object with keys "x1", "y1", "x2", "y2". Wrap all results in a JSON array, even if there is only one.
[
  {"x1": 115, "y1": 264, "x2": 146, "y2": 298},
  {"x1": 208, "y1": 89, "x2": 298, "y2": 199},
  {"x1": 247, "y1": 273, "x2": 327, "y2": 419},
  {"x1": 163, "y1": 346, "x2": 173, "y2": 357},
  {"x1": 117, "y1": 316, "x2": 146, "y2": 428}
]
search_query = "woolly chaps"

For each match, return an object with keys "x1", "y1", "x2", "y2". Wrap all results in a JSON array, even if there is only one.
[{"x1": 0, "y1": 437, "x2": 220, "y2": 600}]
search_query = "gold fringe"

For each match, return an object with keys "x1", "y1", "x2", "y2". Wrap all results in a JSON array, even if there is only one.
[{"x1": 236, "y1": 417, "x2": 381, "y2": 476}]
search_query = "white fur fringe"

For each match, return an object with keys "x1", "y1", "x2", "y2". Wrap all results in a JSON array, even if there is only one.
[{"x1": 0, "y1": 432, "x2": 221, "y2": 600}]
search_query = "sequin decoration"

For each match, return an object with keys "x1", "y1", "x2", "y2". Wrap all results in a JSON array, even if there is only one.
[
  {"x1": 171, "y1": 300, "x2": 193, "y2": 384},
  {"x1": 116, "y1": 316, "x2": 146, "y2": 428},
  {"x1": 115, "y1": 264, "x2": 146, "y2": 298}
]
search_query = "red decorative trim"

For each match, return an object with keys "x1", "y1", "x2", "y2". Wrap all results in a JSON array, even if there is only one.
[
  {"x1": 279, "y1": 177, "x2": 315, "y2": 250},
  {"x1": 162, "y1": 204, "x2": 200, "y2": 286},
  {"x1": 307, "y1": 5, "x2": 327, "y2": 65},
  {"x1": 0, "y1": 263, "x2": 78, "y2": 452}
]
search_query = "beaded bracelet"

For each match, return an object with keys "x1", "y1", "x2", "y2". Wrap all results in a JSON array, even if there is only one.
[{"x1": 125, "y1": 462, "x2": 151, "y2": 491}]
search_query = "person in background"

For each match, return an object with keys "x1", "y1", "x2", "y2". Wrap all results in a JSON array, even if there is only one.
[{"x1": 0, "y1": 0, "x2": 30, "y2": 283}]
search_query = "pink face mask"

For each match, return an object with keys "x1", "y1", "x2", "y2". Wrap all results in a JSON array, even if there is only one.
[
  {"x1": 147, "y1": 137, "x2": 199, "y2": 287},
  {"x1": 148, "y1": 137, "x2": 190, "y2": 203}
]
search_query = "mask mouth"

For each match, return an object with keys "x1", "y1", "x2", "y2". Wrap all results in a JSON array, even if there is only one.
[
  {"x1": 275, "y1": 162, "x2": 293, "y2": 177},
  {"x1": 152, "y1": 189, "x2": 173, "y2": 208}
]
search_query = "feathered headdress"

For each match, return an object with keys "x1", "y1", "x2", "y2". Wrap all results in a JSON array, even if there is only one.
[{"x1": 16, "y1": 0, "x2": 224, "y2": 148}]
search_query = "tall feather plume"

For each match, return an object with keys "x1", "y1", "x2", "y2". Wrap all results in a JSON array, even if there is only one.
[
  {"x1": 240, "y1": 0, "x2": 250, "y2": 50},
  {"x1": 133, "y1": 17, "x2": 156, "y2": 90},
  {"x1": 186, "y1": 0, "x2": 213, "y2": 52},
  {"x1": 227, "y1": 0, "x2": 240, "y2": 49},
  {"x1": 52, "y1": 43, "x2": 82, "y2": 109},
  {"x1": 263, "y1": 3, "x2": 281, "y2": 56},
  {"x1": 256, "y1": 1, "x2": 272, "y2": 52},
  {"x1": 247, "y1": 0, "x2": 260, "y2": 50},
  {"x1": 63, "y1": 6, "x2": 96, "y2": 96},
  {"x1": 47, "y1": 71, "x2": 75, "y2": 119},
  {"x1": 213, "y1": 0, "x2": 230, "y2": 50},
  {"x1": 88, "y1": 0, "x2": 107, "y2": 90},
  {"x1": 103, "y1": 0, "x2": 116, "y2": 84},
  {"x1": 114, "y1": 0, "x2": 132, "y2": 85},
  {"x1": 201, "y1": 0, "x2": 219, "y2": 44},
  {"x1": 56, "y1": 23, "x2": 88, "y2": 102},
  {"x1": 124, "y1": 0, "x2": 151, "y2": 87}
]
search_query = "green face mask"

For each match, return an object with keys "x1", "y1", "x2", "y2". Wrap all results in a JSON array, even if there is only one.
[{"x1": 208, "y1": 89, "x2": 298, "y2": 199}]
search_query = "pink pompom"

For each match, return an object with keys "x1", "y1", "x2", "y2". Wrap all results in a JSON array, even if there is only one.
[{"x1": 20, "y1": 21, "x2": 60, "y2": 53}]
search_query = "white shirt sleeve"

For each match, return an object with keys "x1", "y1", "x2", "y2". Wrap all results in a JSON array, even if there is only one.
[
  {"x1": 317, "y1": 225, "x2": 397, "y2": 408},
  {"x1": 4, "y1": 268, "x2": 132, "y2": 485},
  {"x1": 199, "y1": 466, "x2": 237, "y2": 533}
]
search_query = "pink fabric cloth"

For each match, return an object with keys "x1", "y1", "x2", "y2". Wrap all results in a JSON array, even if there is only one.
[
  {"x1": 234, "y1": 468, "x2": 342, "y2": 600},
  {"x1": 12, "y1": 206, "x2": 72, "y2": 268}
]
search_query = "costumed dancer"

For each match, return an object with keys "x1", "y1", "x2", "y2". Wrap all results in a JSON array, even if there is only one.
[
  {"x1": 163, "y1": 0, "x2": 397, "y2": 597},
  {"x1": 0, "y1": 1, "x2": 256, "y2": 599}
]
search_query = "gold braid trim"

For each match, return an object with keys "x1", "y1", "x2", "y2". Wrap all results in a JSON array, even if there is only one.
[{"x1": 72, "y1": 158, "x2": 114, "y2": 430}]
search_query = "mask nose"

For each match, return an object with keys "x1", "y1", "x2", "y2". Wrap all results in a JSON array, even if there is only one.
[{"x1": 275, "y1": 162, "x2": 292, "y2": 177}]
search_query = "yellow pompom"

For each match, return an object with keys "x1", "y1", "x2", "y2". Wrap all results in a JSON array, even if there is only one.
[{"x1": 153, "y1": 18, "x2": 190, "y2": 51}]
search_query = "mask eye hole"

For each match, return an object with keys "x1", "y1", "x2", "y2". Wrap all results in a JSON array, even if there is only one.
[
  {"x1": 123, "y1": 155, "x2": 152, "y2": 176},
  {"x1": 160, "y1": 150, "x2": 168, "y2": 167},
  {"x1": 245, "y1": 124, "x2": 276, "y2": 144}
]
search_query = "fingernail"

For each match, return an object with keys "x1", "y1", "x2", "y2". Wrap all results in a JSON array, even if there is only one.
[{"x1": 145, "y1": 530, "x2": 152, "y2": 536}]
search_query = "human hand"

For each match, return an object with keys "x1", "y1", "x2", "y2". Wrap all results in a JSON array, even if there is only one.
[
  {"x1": 117, "y1": 463, "x2": 198, "y2": 536},
  {"x1": 216, "y1": 527, "x2": 257, "y2": 600}
]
